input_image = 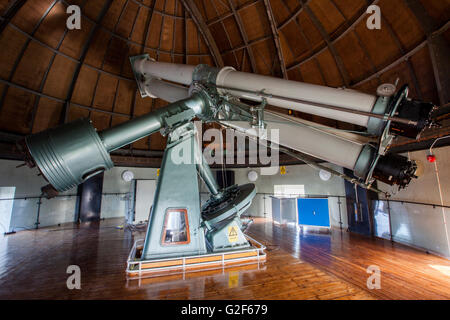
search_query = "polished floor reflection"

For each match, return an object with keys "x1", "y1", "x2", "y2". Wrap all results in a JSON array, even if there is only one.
[{"x1": 0, "y1": 218, "x2": 449, "y2": 299}]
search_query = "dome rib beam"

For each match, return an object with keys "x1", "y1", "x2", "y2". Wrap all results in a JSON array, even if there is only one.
[
  {"x1": 279, "y1": 0, "x2": 330, "y2": 88},
  {"x1": 0, "y1": 0, "x2": 26, "y2": 35},
  {"x1": 3, "y1": 23, "x2": 136, "y2": 82},
  {"x1": 109, "y1": 0, "x2": 142, "y2": 132},
  {"x1": 129, "y1": 0, "x2": 184, "y2": 20},
  {"x1": 299, "y1": 0, "x2": 350, "y2": 86},
  {"x1": 379, "y1": 9, "x2": 423, "y2": 100},
  {"x1": 156, "y1": 0, "x2": 167, "y2": 62},
  {"x1": 354, "y1": 20, "x2": 449, "y2": 89},
  {"x1": 87, "y1": 0, "x2": 130, "y2": 124},
  {"x1": 57, "y1": 1, "x2": 211, "y2": 57},
  {"x1": 263, "y1": 0, "x2": 288, "y2": 79},
  {"x1": 60, "y1": 0, "x2": 114, "y2": 124},
  {"x1": 224, "y1": 0, "x2": 257, "y2": 72},
  {"x1": 403, "y1": 0, "x2": 450, "y2": 106},
  {"x1": 180, "y1": 0, "x2": 224, "y2": 67},
  {"x1": 209, "y1": 0, "x2": 239, "y2": 68},
  {"x1": 206, "y1": 0, "x2": 258, "y2": 27},
  {"x1": 0, "y1": 0, "x2": 59, "y2": 124},
  {"x1": 286, "y1": 0, "x2": 378, "y2": 72},
  {"x1": 171, "y1": 0, "x2": 178, "y2": 62},
  {"x1": 329, "y1": 0, "x2": 379, "y2": 85},
  {"x1": 0, "y1": 78, "x2": 132, "y2": 119},
  {"x1": 30, "y1": 0, "x2": 92, "y2": 134},
  {"x1": 221, "y1": 35, "x2": 271, "y2": 56},
  {"x1": 184, "y1": 7, "x2": 188, "y2": 64},
  {"x1": 278, "y1": 0, "x2": 311, "y2": 31}
]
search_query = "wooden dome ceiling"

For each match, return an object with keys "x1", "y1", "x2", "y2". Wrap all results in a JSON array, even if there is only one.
[{"x1": 0, "y1": 0, "x2": 449, "y2": 166}]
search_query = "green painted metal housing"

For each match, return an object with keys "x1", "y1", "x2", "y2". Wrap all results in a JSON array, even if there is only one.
[
  {"x1": 25, "y1": 118, "x2": 113, "y2": 192},
  {"x1": 25, "y1": 94, "x2": 208, "y2": 194}
]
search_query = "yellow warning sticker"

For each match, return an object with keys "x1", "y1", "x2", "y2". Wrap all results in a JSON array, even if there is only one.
[
  {"x1": 228, "y1": 271, "x2": 240, "y2": 288},
  {"x1": 280, "y1": 166, "x2": 287, "y2": 175},
  {"x1": 227, "y1": 226, "x2": 239, "y2": 243}
]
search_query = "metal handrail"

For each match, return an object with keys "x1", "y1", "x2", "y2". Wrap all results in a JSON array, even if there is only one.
[
  {"x1": 377, "y1": 199, "x2": 450, "y2": 209},
  {"x1": 126, "y1": 235, "x2": 266, "y2": 275},
  {"x1": 0, "y1": 192, "x2": 129, "y2": 201}
]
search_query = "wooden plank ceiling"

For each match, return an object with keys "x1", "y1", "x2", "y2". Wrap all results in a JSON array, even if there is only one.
[{"x1": 0, "y1": 0, "x2": 448, "y2": 160}]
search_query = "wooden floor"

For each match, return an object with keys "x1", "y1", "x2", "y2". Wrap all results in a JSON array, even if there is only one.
[{"x1": 0, "y1": 218, "x2": 449, "y2": 300}]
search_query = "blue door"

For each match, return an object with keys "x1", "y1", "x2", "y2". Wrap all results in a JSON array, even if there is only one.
[{"x1": 297, "y1": 198, "x2": 330, "y2": 227}]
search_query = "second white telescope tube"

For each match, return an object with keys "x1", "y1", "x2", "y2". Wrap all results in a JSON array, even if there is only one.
[
  {"x1": 134, "y1": 59, "x2": 382, "y2": 128},
  {"x1": 214, "y1": 67, "x2": 377, "y2": 128}
]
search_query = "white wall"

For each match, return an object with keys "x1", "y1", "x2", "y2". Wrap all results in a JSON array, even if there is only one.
[
  {"x1": 0, "y1": 187, "x2": 15, "y2": 233},
  {"x1": 0, "y1": 159, "x2": 78, "y2": 231},
  {"x1": 380, "y1": 146, "x2": 450, "y2": 205},
  {"x1": 0, "y1": 160, "x2": 161, "y2": 230},
  {"x1": 378, "y1": 146, "x2": 450, "y2": 257},
  {"x1": 101, "y1": 166, "x2": 158, "y2": 219}
]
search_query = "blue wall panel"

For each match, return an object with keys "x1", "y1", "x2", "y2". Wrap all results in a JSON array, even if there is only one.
[{"x1": 297, "y1": 198, "x2": 330, "y2": 227}]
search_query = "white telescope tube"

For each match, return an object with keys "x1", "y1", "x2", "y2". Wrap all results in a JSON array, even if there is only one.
[
  {"x1": 215, "y1": 67, "x2": 376, "y2": 127},
  {"x1": 223, "y1": 90, "x2": 370, "y2": 127},
  {"x1": 134, "y1": 60, "x2": 379, "y2": 127},
  {"x1": 137, "y1": 64, "x2": 374, "y2": 177},
  {"x1": 265, "y1": 110, "x2": 375, "y2": 145},
  {"x1": 221, "y1": 112, "x2": 366, "y2": 170},
  {"x1": 134, "y1": 59, "x2": 196, "y2": 86},
  {"x1": 141, "y1": 78, "x2": 367, "y2": 169},
  {"x1": 136, "y1": 66, "x2": 368, "y2": 170},
  {"x1": 144, "y1": 78, "x2": 189, "y2": 103}
]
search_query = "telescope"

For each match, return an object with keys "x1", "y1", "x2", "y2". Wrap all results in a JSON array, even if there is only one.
[{"x1": 17, "y1": 55, "x2": 436, "y2": 273}]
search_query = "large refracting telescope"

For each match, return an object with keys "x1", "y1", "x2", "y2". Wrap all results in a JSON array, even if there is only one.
[{"x1": 16, "y1": 55, "x2": 437, "y2": 270}]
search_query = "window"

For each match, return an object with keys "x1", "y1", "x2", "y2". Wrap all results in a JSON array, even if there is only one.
[
  {"x1": 161, "y1": 209, "x2": 190, "y2": 245},
  {"x1": 373, "y1": 200, "x2": 390, "y2": 240},
  {"x1": 0, "y1": 187, "x2": 15, "y2": 234},
  {"x1": 274, "y1": 185, "x2": 305, "y2": 198}
]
